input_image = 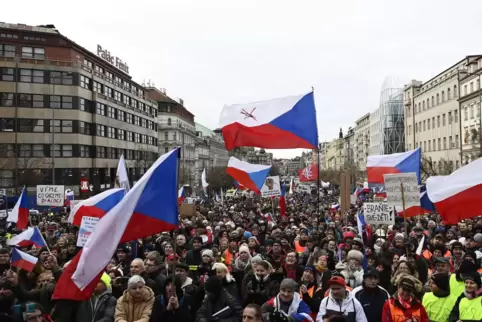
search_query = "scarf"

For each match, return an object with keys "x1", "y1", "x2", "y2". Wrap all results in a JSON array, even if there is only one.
[
  {"x1": 284, "y1": 264, "x2": 297, "y2": 280},
  {"x1": 234, "y1": 257, "x2": 250, "y2": 271},
  {"x1": 397, "y1": 291, "x2": 413, "y2": 309},
  {"x1": 464, "y1": 287, "x2": 482, "y2": 300}
]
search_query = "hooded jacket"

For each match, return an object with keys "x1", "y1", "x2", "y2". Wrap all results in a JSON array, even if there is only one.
[
  {"x1": 149, "y1": 276, "x2": 192, "y2": 322},
  {"x1": 244, "y1": 274, "x2": 280, "y2": 306},
  {"x1": 261, "y1": 292, "x2": 313, "y2": 322},
  {"x1": 114, "y1": 286, "x2": 155, "y2": 322},
  {"x1": 75, "y1": 287, "x2": 116, "y2": 322},
  {"x1": 351, "y1": 283, "x2": 390, "y2": 322},
  {"x1": 317, "y1": 290, "x2": 368, "y2": 322}
]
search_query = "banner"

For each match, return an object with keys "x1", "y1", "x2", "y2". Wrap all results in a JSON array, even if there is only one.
[
  {"x1": 363, "y1": 202, "x2": 395, "y2": 225},
  {"x1": 383, "y1": 173, "x2": 419, "y2": 208},
  {"x1": 298, "y1": 164, "x2": 319, "y2": 182},
  {"x1": 77, "y1": 216, "x2": 99, "y2": 247},
  {"x1": 36, "y1": 185, "x2": 64, "y2": 207},
  {"x1": 260, "y1": 176, "x2": 281, "y2": 197}
]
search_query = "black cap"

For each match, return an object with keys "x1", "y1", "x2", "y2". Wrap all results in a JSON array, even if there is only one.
[
  {"x1": 451, "y1": 241, "x2": 463, "y2": 249},
  {"x1": 363, "y1": 268, "x2": 379, "y2": 279},
  {"x1": 176, "y1": 262, "x2": 189, "y2": 272},
  {"x1": 399, "y1": 278, "x2": 415, "y2": 292},
  {"x1": 434, "y1": 257, "x2": 449, "y2": 264}
]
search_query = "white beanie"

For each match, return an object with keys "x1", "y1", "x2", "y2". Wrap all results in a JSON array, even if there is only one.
[
  {"x1": 395, "y1": 233, "x2": 405, "y2": 241},
  {"x1": 347, "y1": 250, "x2": 364, "y2": 263},
  {"x1": 239, "y1": 245, "x2": 250, "y2": 255},
  {"x1": 202, "y1": 249, "x2": 214, "y2": 259}
]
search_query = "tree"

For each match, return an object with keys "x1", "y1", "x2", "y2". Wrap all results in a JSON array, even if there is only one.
[
  {"x1": 207, "y1": 166, "x2": 233, "y2": 189},
  {"x1": 319, "y1": 169, "x2": 342, "y2": 186},
  {"x1": 269, "y1": 164, "x2": 280, "y2": 176},
  {"x1": 421, "y1": 154, "x2": 454, "y2": 181},
  {"x1": 179, "y1": 167, "x2": 192, "y2": 185}
]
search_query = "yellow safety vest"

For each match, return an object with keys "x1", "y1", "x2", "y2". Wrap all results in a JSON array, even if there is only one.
[
  {"x1": 422, "y1": 292, "x2": 457, "y2": 322},
  {"x1": 188, "y1": 265, "x2": 198, "y2": 271},
  {"x1": 449, "y1": 274, "x2": 465, "y2": 297},
  {"x1": 459, "y1": 296, "x2": 482, "y2": 321}
]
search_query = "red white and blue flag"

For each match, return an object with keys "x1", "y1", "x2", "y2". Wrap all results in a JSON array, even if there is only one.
[
  {"x1": 53, "y1": 148, "x2": 180, "y2": 301},
  {"x1": 279, "y1": 184, "x2": 287, "y2": 218},
  {"x1": 64, "y1": 189, "x2": 74, "y2": 206},
  {"x1": 11, "y1": 248, "x2": 38, "y2": 272},
  {"x1": 7, "y1": 187, "x2": 29, "y2": 230},
  {"x1": 8, "y1": 226, "x2": 47, "y2": 248},
  {"x1": 219, "y1": 93, "x2": 318, "y2": 150},
  {"x1": 226, "y1": 157, "x2": 271, "y2": 193},
  {"x1": 68, "y1": 188, "x2": 126, "y2": 226},
  {"x1": 367, "y1": 148, "x2": 421, "y2": 193},
  {"x1": 178, "y1": 186, "x2": 186, "y2": 204},
  {"x1": 398, "y1": 185, "x2": 435, "y2": 218}
]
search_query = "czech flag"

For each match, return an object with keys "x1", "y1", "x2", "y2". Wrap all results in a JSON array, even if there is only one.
[
  {"x1": 398, "y1": 185, "x2": 435, "y2": 218},
  {"x1": 178, "y1": 186, "x2": 185, "y2": 204},
  {"x1": 219, "y1": 92, "x2": 318, "y2": 150},
  {"x1": 68, "y1": 188, "x2": 125, "y2": 226},
  {"x1": 6, "y1": 187, "x2": 28, "y2": 230},
  {"x1": 427, "y1": 158, "x2": 482, "y2": 224},
  {"x1": 226, "y1": 157, "x2": 271, "y2": 193},
  {"x1": 279, "y1": 185, "x2": 287, "y2": 218},
  {"x1": 8, "y1": 226, "x2": 47, "y2": 248},
  {"x1": 367, "y1": 148, "x2": 421, "y2": 192},
  {"x1": 64, "y1": 189, "x2": 74, "y2": 206},
  {"x1": 234, "y1": 180, "x2": 247, "y2": 190},
  {"x1": 331, "y1": 204, "x2": 340, "y2": 212},
  {"x1": 53, "y1": 148, "x2": 180, "y2": 301},
  {"x1": 11, "y1": 248, "x2": 38, "y2": 272}
]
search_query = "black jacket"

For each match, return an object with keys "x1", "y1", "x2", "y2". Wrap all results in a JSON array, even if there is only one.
[
  {"x1": 147, "y1": 269, "x2": 167, "y2": 296},
  {"x1": 149, "y1": 276, "x2": 193, "y2": 322},
  {"x1": 351, "y1": 284, "x2": 390, "y2": 322},
  {"x1": 196, "y1": 289, "x2": 242, "y2": 322},
  {"x1": 75, "y1": 288, "x2": 116, "y2": 322},
  {"x1": 244, "y1": 275, "x2": 280, "y2": 306}
]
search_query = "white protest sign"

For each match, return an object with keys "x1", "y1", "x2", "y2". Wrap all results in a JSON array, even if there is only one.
[
  {"x1": 260, "y1": 176, "x2": 281, "y2": 197},
  {"x1": 350, "y1": 195, "x2": 357, "y2": 204},
  {"x1": 77, "y1": 216, "x2": 100, "y2": 247},
  {"x1": 363, "y1": 202, "x2": 395, "y2": 225},
  {"x1": 383, "y1": 173, "x2": 419, "y2": 209},
  {"x1": 36, "y1": 185, "x2": 65, "y2": 206}
]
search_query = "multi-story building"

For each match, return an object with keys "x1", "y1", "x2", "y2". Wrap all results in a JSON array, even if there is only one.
[
  {"x1": 344, "y1": 127, "x2": 355, "y2": 167},
  {"x1": 370, "y1": 80, "x2": 405, "y2": 156},
  {"x1": 146, "y1": 88, "x2": 196, "y2": 187},
  {"x1": 246, "y1": 148, "x2": 273, "y2": 165},
  {"x1": 285, "y1": 157, "x2": 301, "y2": 175},
  {"x1": 458, "y1": 56, "x2": 482, "y2": 165},
  {"x1": 354, "y1": 113, "x2": 370, "y2": 171},
  {"x1": 318, "y1": 142, "x2": 328, "y2": 170},
  {"x1": 0, "y1": 23, "x2": 159, "y2": 194},
  {"x1": 323, "y1": 138, "x2": 344, "y2": 170},
  {"x1": 404, "y1": 57, "x2": 479, "y2": 172}
]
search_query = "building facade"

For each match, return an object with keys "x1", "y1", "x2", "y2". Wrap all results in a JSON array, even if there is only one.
[
  {"x1": 146, "y1": 88, "x2": 196, "y2": 187},
  {"x1": 458, "y1": 56, "x2": 482, "y2": 165},
  {"x1": 0, "y1": 23, "x2": 158, "y2": 194},
  {"x1": 285, "y1": 157, "x2": 301, "y2": 175},
  {"x1": 370, "y1": 81, "x2": 405, "y2": 156},
  {"x1": 403, "y1": 57, "x2": 480, "y2": 172},
  {"x1": 354, "y1": 113, "x2": 370, "y2": 171},
  {"x1": 323, "y1": 138, "x2": 344, "y2": 170},
  {"x1": 246, "y1": 148, "x2": 273, "y2": 165},
  {"x1": 344, "y1": 127, "x2": 355, "y2": 168}
]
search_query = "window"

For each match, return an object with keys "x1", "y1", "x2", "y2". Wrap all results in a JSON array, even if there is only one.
[
  {"x1": 436, "y1": 94, "x2": 439, "y2": 104},
  {"x1": 428, "y1": 140, "x2": 431, "y2": 151},
  {"x1": 96, "y1": 124, "x2": 105, "y2": 137},
  {"x1": 61, "y1": 120, "x2": 72, "y2": 133},
  {"x1": 19, "y1": 144, "x2": 32, "y2": 157},
  {"x1": 80, "y1": 75, "x2": 91, "y2": 89},
  {"x1": 0, "y1": 44, "x2": 15, "y2": 57},
  {"x1": 127, "y1": 131, "x2": 133, "y2": 142},
  {"x1": 126, "y1": 113, "x2": 132, "y2": 123},
  {"x1": 20, "y1": 69, "x2": 44, "y2": 83},
  {"x1": 115, "y1": 91, "x2": 121, "y2": 101},
  {"x1": 431, "y1": 96, "x2": 434, "y2": 106},
  {"x1": 433, "y1": 139, "x2": 436, "y2": 151},
  {"x1": 447, "y1": 88, "x2": 451, "y2": 99},
  {"x1": 95, "y1": 65, "x2": 105, "y2": 75},
  {"x1": 18, "y1": 94, "x2": 32, "y2": 107},
  {"x1": 62, "y1": 145, "x2": 73, "y2": 157},
  {"x1": 80, "y1": 145, "x2": 91, "y2": 157},
  {"x1": 97, "y1": 146, "x2": 106, "y2": 158},
  {"x1": 423, "y1": 141, "x2": 426, "y2": 151},
  {"x1": 19, "y1": 119, "x2": 44, "y2": 132},
  {"x1": 0, "y1": 93, "x2": 14, "y2": 106},
  {"x1": 108, "y1": 127, "x2": 116, "y2": 138},
  {"x1": 441, "y1": 91, "x2": 445, "y2": 102},
  {"x1": 108, "y1": 106, "x2": 115, "y2": 118},
  {"x1": 164, "y1": 132, "x2": 168, "y2": 140},
  {"x1": 454, "y1": 110, "x2": 458, "y2": 123},
  {"x1": 449, "y1": 136, "x2": 453, "y2": 148},
  {"x1": 454, "y1": 85, "x2": 457, "y2": 97},
  {"x1": 448, "y1": 111, "x2": 452, "y2": 124},
  {"x1": 93, "y1": 81, "x2": 103, "y2": 94},
  {"x1": 471, "y1": 105, "x2": 474, "y2": 119},
  {"x1": 105, "y1": 86, "x2": 113, "y2": 98},
  {"x1": 50, "y1": 71, "x2": 73, "y2": 85},
  {"x1": 50, "y1": 96, "x2": 73, "y2": 109},
  {"x1": 427, "y1": 99, "x2": 430, "y2": 108},
  {"x1": 0, "y1": 67, "x2": 14, "y2": 81},
  {"x1": 464, "y1": 85, "x2": 468, "y2": 96},
  {"x1": 442, "y1": 114, "x2": 446, "y2": 126},
  {"x1": 80, "y1": 98, "x2": 87, "y2": 111},
  {"x1": 455, "y1": 135, "x2": 459, "y2": 148},
  {"x1": 470, "y1": 82, "x2": 474, "y2": 93},
  {"x1": 437, "y1": 116, "x2": 440, "y2": 127},
  {"x1": 164, "y1": 147, "x2": 169, "y2": 153},
  {"x1": 141, "y1": 118, "x2": 147, "y2": 128},
  {"x1": 117, "y1": 110, "x2": 125, "y2": 121},
  {"x1": 478, "y1": 79, "x2": 480, "y2": 89},
  {"x1": 423, "y1": 121, "x2": 426, "y2": 131},
  {"x1": 83, "y1": 59, "x2": 93, "y2": 69},
  {"x1": 135, "y1": 133, "x2": 140, "y2": 143},
  {"x1": 96, "y1": 103, "x2": 106, "y2": 116},
  {"x1": 443, "y1": 137, "x2": 447, "y2": 150},
  {"x1": 32, "y1": 144, "x2": 44, "y2": 157},
  {"x1": 415, "y1": 123, "x2": 418, "y2": 133},
  {"x1": 427, "y1": 119, "x2": 430, "y2": 130},
  {"x1": 122, "y1": 94, "x2": 129, "y2": 105},
  {"x1": 438, "y1": 138, "x2": 441, "y2": 150},
  {"x1": 132, "y1": 99, "x2": 138, "y2": 109},
  {"x1": 456, "y1": 160, "x2": 460, "y2": 169},
  {"x1": 0, "y1": 118, "x2": 14, "y2": 131},
  {"x1": 464, "y1": 106, "x2": 468, "y2": 120},
  {"x1": 422, "y1": 101, "x2": 425, "y2": 110},
  {"x1": 118, "y1": 129, "x2": 125, "y2": 140},
  {"x1": 80, "y1": 121, "x2": 91, "y2": 135},
  {"x1": 106, "y1": 71, "x2": 113, "y2": 81}
]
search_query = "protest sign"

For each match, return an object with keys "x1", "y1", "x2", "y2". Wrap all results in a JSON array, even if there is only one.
[
  {"x1": 36, "y1": 185, "x2": 64, "y2": 207},
  {"x1": 383, "y1": 173, "x2": 419, "y2": 209},
  {"x1": 260, "y1": 176, "x2": 281, "y2": 197},
  {"x1": 363, "y1": 202, "x2": 395, "y2": 225},
  {"x1": 77, "y1": 216, "x2": 99, "y2": 247}
]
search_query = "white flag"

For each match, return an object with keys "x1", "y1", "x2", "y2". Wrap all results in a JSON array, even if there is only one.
[
  {"x1": 115, "y1": 154, "x2": 130, "y2": 192},
  {"x1": 201, "y1": 168, "x2": 209, "y2": 188}
]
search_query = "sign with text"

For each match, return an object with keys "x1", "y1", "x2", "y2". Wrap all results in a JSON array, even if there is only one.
[
  {"x1": 383, "y1": 173, "x2": 419, "y2": 209},
  {"x1": 97, "y1": 45, "x2": 130, "y2": 74},
  {"x1": 260, "y1": 176, "x2": 281, "y2": 197},
  {"x1": 363, "y1": 202, "x2": 395, "y2": 225},
  {"x1": 77, "y1": 216, "x2": 100, "y2": 247},
  {"x1": 36, "y1": 185, "x2": 65, "y2": 207}
]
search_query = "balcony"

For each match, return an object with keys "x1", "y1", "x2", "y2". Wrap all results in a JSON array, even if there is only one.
[{"x1": 404, "y1": 100, "x2": 411, "y2": 107}]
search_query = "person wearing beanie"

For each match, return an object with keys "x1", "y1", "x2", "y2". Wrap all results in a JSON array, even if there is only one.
[
  {"x1": 450, "y1": 259, "x2": 477, "y2": 297},
  {"x1": 422, "y1": 273, "x2": 457, "y2": 322},
  {"x1": 185, "y1": 236, "x2": 203, "y2": 279},
  {"x1": 340, "y1": 250, "x2": 364, "y2": 288},
  {"x1": 76, "y1": 272, "x2": 117, "y2": 322},
  {"x1": 451, "y1": 241, "x2": 465, "y2": 272},
  {"x1": 351, "y1": 268, "x2": 389, "y2": 322},
  {"x1": 197, "y1": 249, "x2": 215, "y2": 284},
  {"x1": 299, "y1": 266, "x2": 324, "y2": 320},
  {"x1": 448, "y1": 272, "x2": 482, "y2": 322},
  {"x1": 149, "y1": 275, "x2": 192, "y2": 322},
  {"x1": 262, "y1": 278, "x2": 314, "y2": 322},
  {"x1": 197, "y1": 276, "x2": 242, "y2": 322}
]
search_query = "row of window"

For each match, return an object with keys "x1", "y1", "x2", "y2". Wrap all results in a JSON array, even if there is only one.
[
  {"x1": 0, "y1": 65, "x2": 157, "y2": 118},
  {"x1": 0, "y1": 143, "x2": 158, "y2": 161},
  {"x1": 411, "y1": 135, "x2": 460, "y2": 153},
  {"x1": 462, "y1": 79, "x2": 481, "y2": 97},
  {"x1": 0, "y1": 118, "x2": 158, "y2": 147},
  {"x1": 0, "y1": 93, "x2": 157, "y2": 133},
  {"x1": 406, "y1": 85, "x2": 458, "y2": 117},
  {"x1": 408, "y1": 110, "x2": 459, "y2": 135}
]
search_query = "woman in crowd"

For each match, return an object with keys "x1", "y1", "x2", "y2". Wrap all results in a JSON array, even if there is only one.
[
  {"x1": 115, "y1": 275, "x2": 154, "y2": 322},
  {"x1": 448, "y1": 272, "x2": 482, "y2": 322}
]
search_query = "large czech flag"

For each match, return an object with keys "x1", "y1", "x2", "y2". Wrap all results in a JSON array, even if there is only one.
[
  {"x1": 68, "y1": 188, "x2": 126, "y2": 226},
  {"x1": 53, "y1": 148, "x2": 180, "y2": 301},
  {"x1": 399, "y1": 185, "x2": 435, "y2": 218},
  {"x1": 219, "y1": 92, "x2": 318, "y2": 150},
  {"x1": 427, "y1": 158, "x2": 482, "y2": 224},
  {"x1": 367, "y1": 148, "x2": 421, "y2": 192},
  {"x1": 226, "y1": 157, "x2": 271, "y2": 193}
]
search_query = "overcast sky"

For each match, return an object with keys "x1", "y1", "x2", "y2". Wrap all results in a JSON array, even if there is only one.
[{"x1": 5, "y1": 0, "x2": 482, "y2": 158}]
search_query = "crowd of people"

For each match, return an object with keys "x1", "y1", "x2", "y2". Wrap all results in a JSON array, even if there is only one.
[{"x1": 0, "y1": 188, "x2": 482, "y2": 322}]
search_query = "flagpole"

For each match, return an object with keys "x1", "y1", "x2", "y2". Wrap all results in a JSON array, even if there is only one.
[
  {"x1": 400, "y1": 181, "x2": 409, "y2": 255},
  {"x1": 172, "y1": 146, "x2": 181, "y2": 293},
  {"x1": 312, "y1": 86, "x2": 321, "y2": 216},
  {"x1": 37, "y1": 226, "x2": 51, "y2": 253}
]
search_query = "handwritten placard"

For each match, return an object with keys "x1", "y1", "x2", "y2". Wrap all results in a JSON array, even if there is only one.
[{"x1": 383, "y1": 173, "x2": 419, "y2": 209}]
